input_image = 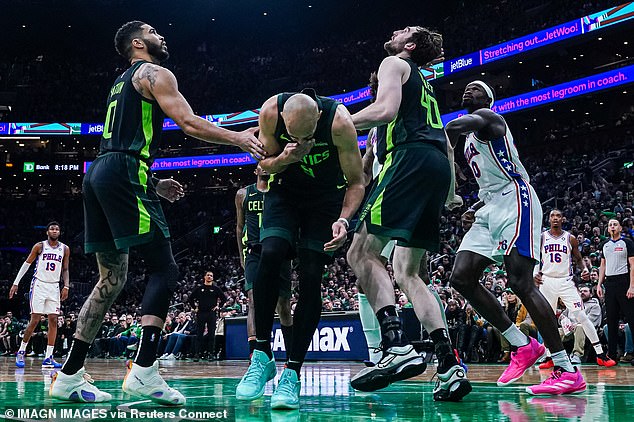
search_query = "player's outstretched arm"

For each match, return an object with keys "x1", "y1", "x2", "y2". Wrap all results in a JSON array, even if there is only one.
[
  {"x1": 9, "y1": 243, "x2": 41, "y2": 298},
  {"x1": 444, "y1": 109, "x2": 505, "y2": 147},
  {"x1": 134, "y1": 63, "x2": 265, "y2": 159},
  {"x1": 351, "y1": 56, "x2": 407, "y2": 130}
]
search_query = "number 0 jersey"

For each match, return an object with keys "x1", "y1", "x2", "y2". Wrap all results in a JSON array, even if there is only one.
[
  {"x1": 100, "y1": 60, "x2": 165, "y2": 163},
  {"x1": 464, "y1": 121, "x2": 531, "y2": 198},
  {"x1": 34, "y1": 241, "x2": 65, "y2": 283},
  {"x1": 540, "y1": 230, "x2": 574, "y2": 277}
]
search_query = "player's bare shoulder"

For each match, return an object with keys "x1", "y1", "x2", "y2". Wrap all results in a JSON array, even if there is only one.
[{"x1": 131, "y1": 62, "x2": 172, "y2": 100}]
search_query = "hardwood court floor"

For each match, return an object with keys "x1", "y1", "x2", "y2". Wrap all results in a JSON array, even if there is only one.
[{"x1": 1, "y1": 356, "x2": 633, "y2": 421}]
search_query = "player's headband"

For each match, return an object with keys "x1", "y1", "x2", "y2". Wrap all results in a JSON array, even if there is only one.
[{"x1": 469, "y1": 80, "x2": 495, "y2": 108}]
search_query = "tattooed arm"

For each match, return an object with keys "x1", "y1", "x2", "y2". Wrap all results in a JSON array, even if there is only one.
[
  {"x1": 131, "y1": 63, "x2": 265, "y2": 159},
  {"x1": 74, "y1": 251, "x2": 129, "y2": 343}
]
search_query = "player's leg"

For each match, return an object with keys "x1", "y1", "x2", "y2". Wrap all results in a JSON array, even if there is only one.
[
  {"x1": 16, "y1": 313, "x2": 40, "y2": 368},
  {"x1": 348, "y1": 224, "x2": 428, "y2": 392},
  {"x1": 51, "y1": 251, "x2": 127, "y2": 403},
  {"x1": 44, "y1": 314, "x2": 60, "y2": 363},
  {"x1": 358, "y1": 242, "x2": 392, "y2": 367},
  {"x1": 244, "y1": 251, "x2": 259, "y2": 354},
  {"x1": 276, "y1": 263, "x2": 293, "y2": 356},
  {"x1": 246, "y1": 290, "x2": 257, "y2": 354},
  {"x1": 122, "y1": 237, "x2": 185, "y2": 405},
  {"x1": 505, "y1": 249, "x2": 585, "y2": 395},
  {"x1": 559, "y1": 280, "x2": 615, "y2": 366},
  {"x1": 394, "y1": 245, "x2": 471, "y2": 401}
]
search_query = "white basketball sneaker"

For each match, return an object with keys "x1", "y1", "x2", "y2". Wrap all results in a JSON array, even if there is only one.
[
  {"x1": 122, "y1": 360, "x2": 186, "y2": 406},
  {"x1": 49, "y1": 367, "x2": 112, "y2": 402}
]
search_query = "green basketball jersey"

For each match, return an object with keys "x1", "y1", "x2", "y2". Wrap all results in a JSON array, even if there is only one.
[
  {"x1": 271, "y1": 88, "x2": 345, "y2": 193},
  {"x1": 100, "y1": 60, "x2": 165, "y2": 163},
  {"x1": 242, "y1": 184, "x2": 264, "y2": 246},
  {"x1": 376, "y1": 58, "x2": 447, "y2": 164}
]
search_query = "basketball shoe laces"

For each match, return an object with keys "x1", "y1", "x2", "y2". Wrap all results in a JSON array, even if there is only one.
[
  {"x1": 543, "y1": 368, "x2": 564, "y2": 386},
  {"x1": 244, "y1": 358, "x2": 267, "y2": 383}
]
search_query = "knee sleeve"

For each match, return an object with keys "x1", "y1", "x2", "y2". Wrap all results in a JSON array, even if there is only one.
[{"x1": 137, "y1": 237, "x2": 179, "y2": 318}]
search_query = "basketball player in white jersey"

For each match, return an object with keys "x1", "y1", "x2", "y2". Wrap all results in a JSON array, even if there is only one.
[
  {"x1": 536, "y1": 209, "x2": 616, "y2": 367},
  {"x1": 445, "y1": 81, "x2": 586, "y2": 395},
  {"x1": 9, "y1": 221, "x2": 69, "y2": 369}
]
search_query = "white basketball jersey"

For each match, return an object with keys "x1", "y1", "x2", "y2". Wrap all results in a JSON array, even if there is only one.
[
  {"x1": 540, "y1": 231, "x2": 573, "y2": 277},
  {"x1": 463, "y1": 121, "x2": 531, "y2": 198},
  {"x1": 370, "y1": 129, "x2": 382, "y2": 179},
  {"x1": 33, "y1": 241, "x2": 65, "y2": 283}
]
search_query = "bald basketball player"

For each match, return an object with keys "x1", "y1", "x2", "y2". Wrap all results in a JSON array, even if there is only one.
[{"x1": 235, "y1": 89, "x2": 364, "y2": 410}]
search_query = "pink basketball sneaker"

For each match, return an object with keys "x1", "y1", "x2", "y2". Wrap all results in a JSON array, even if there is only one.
[
  {"x1": 497, "y1": 337, "x2": 545, "y2": 386},
  {"x1": 526, "y1": 367, "x2": 586, "y2": 395}
]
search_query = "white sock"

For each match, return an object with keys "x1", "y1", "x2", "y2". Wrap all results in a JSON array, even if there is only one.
[
  {"x1": 46, "y1": 345, "x2": 54, "y2": 358},
  {"x1": 19, "y1": 341, "x2": 28, "y2": 353},
  {"x1": 551, "y1": 350, "x2": 574, "y2": 372},
  {"x1": 358, "y1": 293, "x2": 382, "y2": 350},
  {"x1": 502, "y1": 325, "x2": 530, "y2": 347},
  {"x1": 592, "y1": 342, "x2": 604, "y2": 355}
]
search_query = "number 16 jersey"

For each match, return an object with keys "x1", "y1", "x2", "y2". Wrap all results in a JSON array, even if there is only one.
[{"x1": 540, "y1": 231, "x2": 573, "y2": 277}]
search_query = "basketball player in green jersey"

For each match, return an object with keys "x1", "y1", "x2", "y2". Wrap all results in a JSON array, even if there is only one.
[
  {"x1": 347, "y1": 26, "x2": 471, "y2": 401},
  {"x1": 235, "y1": 167, "x2": 293, "y2": 357},
  {"x1": 236, "y1": 89, "x2": 364, "y2": 409},
  {"x1": 51, "y1": 21, "x2": 265, "y2": 406}
]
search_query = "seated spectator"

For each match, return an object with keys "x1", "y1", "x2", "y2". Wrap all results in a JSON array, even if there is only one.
[{"x1": 158, "y1": 312, "x2": 194, "y2": 360}]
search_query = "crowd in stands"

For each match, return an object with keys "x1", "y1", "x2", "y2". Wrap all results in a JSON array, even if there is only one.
[{"x1": 2, "y1": 115, "x2": 634, "y2": 362}]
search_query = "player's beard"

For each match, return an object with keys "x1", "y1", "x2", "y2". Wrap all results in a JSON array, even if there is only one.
[
  {"x1": 146, "y1": 39, "x2": 169, "y2": 63},
  {"x1": 384, "y1": 39, "x2": 403, "y2": 56}
]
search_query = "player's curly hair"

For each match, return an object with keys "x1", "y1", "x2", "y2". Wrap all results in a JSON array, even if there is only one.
[
  {"x1": 46, "y1": 221, "x2": 60, "y2": 230},
  {"x1": 114, "y1": 21, "x2": 146, "y2": 60},
  {"x1": 409, "y1": 27, "x2": 443, "y2": 67}
]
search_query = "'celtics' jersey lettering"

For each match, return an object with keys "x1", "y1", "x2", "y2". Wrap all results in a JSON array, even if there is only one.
[
  {"x1": 100, "y1": 61, "x2": 165, "y2": 163},
  {"x1": 272, "y1": 88, "x2": 345, "y2": 191},
  {"x1": 376, "y1": 58, "x2": 446, "y2": 164},
  {"x1": 242, "y1": 184, "x2": 264, "y2": 246}
]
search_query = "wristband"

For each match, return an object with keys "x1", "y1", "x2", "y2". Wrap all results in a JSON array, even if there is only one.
[
  {"x1": 63, "y1": 286, "x2": 69, "y2": 289},
  {"x1": 337, "y1": 218, "x2": 350, "y2": 229}
]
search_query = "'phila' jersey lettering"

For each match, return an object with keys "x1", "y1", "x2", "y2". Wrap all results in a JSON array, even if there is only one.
[
  {"x1": 376, "y1": 58, "x2": 446, "y2": 164},
  {"x1": 243, "y1": 184, "x2": 264, "y2": 246},
  {"x1": 34, "y1": 241, "x2": 65, "y2": 283},
  {"x1": 100, "y1": 61, "x2": 165, "y2": 163},
  {"x1": 464, "y1": 121, "x2": 530, "y2": 198},
  {"x1": 540, "y1": 231, "x2": 573, "y2": 277},
  {"x1": 272, "y1": 88, "x2": 345, "y2": 193}
]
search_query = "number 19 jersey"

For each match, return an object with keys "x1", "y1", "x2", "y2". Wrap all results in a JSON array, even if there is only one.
[{"x1": 34, "y1": 241, "x2": 65, "y2": 283}]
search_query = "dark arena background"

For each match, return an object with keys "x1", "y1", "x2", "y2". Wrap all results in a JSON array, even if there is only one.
[{"x1": 1, "y1": 1, "x2": 634, "y2": 421}]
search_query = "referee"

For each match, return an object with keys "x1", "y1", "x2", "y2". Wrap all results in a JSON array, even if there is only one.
[
  {"x1": 189, "y1": 271, "x2": 227, "y2": 361},
  {"x1": 597, "y1": 219, "x2": 634, "y2": 363}
]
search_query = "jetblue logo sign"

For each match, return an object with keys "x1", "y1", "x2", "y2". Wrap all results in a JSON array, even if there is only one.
[
  {"x1": 271, "y1": 327, "x2": 352, "y2": 352},
  {"x1": 447, "y1": 52, "x2": 479, "y2": 75}
]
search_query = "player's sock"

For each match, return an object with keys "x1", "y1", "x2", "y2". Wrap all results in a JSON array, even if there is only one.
[
  {"x1": 134, "y1": 326, "x2": 162, "y2": 367},
  {"x1": 285, "y1": 360, "x2": 302, "y2": 377},
  {"x1": 281, "y1": 324, "x2": 293, "y2": 356},
  {"x1": 46, "y1": 345, "x2": 54, "y2": 358},
  {"x1": 61, "y1": 338, "x2": 91, "y2": 375},
  {"x1": 502, "y1": 324, "x2": 530, "y2": 347},
  {"x1": 248, "y1": 338, "x2": 257, "y2": 354},
  {"x1": 19, "y1": 341, "x2": 28, "y2": 353},
  {"x1": 376, "y1": 305, "x2": 408, "y2": 348},
  {"x1": 430, "y1": 328, "x2": 458, "y2": 373},
  {"x1": 593, "y1": 342, "x2": 604, "y2": 355},
  {"x1": 359, "y1": 293, "x2": 382, "y2": 353},
  {"x1": 551, "y1": 350, "x2": 575, "y2": 372},
  {"x1": 255, "y1": 340, "x2": 273, "y2": 359}
]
